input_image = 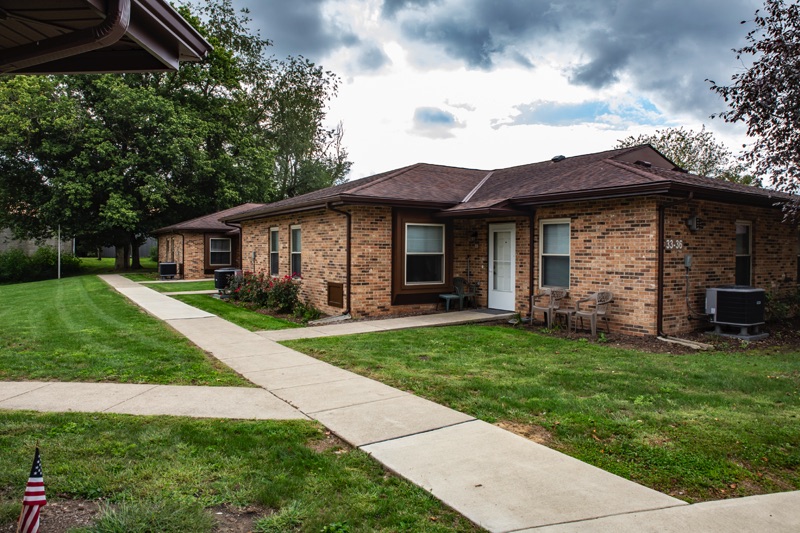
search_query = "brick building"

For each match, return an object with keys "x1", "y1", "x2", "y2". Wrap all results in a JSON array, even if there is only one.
[
  {"x1": 152, "y1": 203, "x2": 263, "y2": 280},
  {"x1": 223, "y1": 145, "x2": 798, "y2": 337}
]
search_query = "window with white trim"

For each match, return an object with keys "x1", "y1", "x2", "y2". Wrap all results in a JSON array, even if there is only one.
[
  {"x1": 405, "y1": 223, "x2": 444, "y2": 284},
  {"x1": 270, "y1": 227, "x2": 279, "y2": 276},
  {"x1": 290, "y1": 225, "x2": 301, "y2": 277},
  {"x1": 735, "y1": 221, "x2": 751, "y2": 286},
  {"x1": 209, "y1": 238, "x2": 231, "y2": 266},
  {"x1": 540, "y1": 219, "x2": 570, "y2": 288}
]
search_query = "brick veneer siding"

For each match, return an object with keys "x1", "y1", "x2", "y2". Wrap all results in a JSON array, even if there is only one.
[
  {"x1": 239, "y1": 196, "x2": 797, "y2": 335},
  {"x1": 532, "y1": 198, "x2": 660, "y2": 336},
  {"x1": 660, "y1": 199, "x2": 798, "y2": 336},
  {"x1": 156, "y1": 232, "x2": 207, "y2": 279}
]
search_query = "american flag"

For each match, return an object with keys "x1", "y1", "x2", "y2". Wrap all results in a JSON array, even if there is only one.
[{"x1": 18, "y1": 447, "x2": 46, "y2": 533}]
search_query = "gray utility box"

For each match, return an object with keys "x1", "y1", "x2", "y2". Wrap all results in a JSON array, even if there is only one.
[{"x1": 705, "y1": 286, "x2": 765, "y2": 327}]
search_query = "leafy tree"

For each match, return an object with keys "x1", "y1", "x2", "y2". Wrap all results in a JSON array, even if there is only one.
[
  {"x1": 0, "y1": 0, "x2": 349, "y2": 269},
  {"x1": 615, "y1": 126, "x2": 758, "y2": 185},
  {"x1": 709, "y1": 0, "x2": 800, "y2": 195}
]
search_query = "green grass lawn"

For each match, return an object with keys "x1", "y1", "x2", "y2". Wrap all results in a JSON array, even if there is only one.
[
  {"x1": 0, "y1": 412, "x2": 479, "y2": 533},
  {"x1": 146, "y1": 280, "x2": 216, "y2": 292},
  {"x1": 78, "y1": 257, "x2": 157, "y2": 277},
  {"x1": 171, "y1": 293, "x2": 301, "y2": 331},
  {"x1": 0, "y1": 276, "x2": 247, "y2": 385},
  {"x1": 285, "y1": 325, "x2": 800, "y2": 503}
]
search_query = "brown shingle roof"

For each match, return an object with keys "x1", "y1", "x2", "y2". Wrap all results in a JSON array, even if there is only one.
[
  {"x1": 152, "y1": 203, "x2": 265, "y2": 234},
  {"x1": 225, "y1": 145, "x2": 793, "y2": 222}
]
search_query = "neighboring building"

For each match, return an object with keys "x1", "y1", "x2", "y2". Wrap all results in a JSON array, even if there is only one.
[
  {"x1": 0, "y1": 228, "x2": 73, "y2": 255},
  {"x1": 223, "y1": 145, "x2": 799, "y2": 337},
  {"x1": 152, "y1": 203, "x2": 264, "y2": 280}
]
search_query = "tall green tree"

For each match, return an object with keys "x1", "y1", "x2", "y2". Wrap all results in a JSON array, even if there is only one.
[
  {"x1": 709, "y1": 0, "x2": 800, "y2": 196},
  {"x1": 0, "y1": 0, "x2": 349, "y2": 269},
  {"x1": 615, "y1": 126, "x2": 758, "y2": 185}
]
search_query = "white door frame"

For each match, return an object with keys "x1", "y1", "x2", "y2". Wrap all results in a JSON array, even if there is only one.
[{"x1": 488, "y1": 223, "x2": 516, "y2": 311}]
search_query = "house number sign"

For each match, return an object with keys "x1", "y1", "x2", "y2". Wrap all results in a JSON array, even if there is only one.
[{"x1": 664, "y1": 239, "x2": 684, "y2": 250}]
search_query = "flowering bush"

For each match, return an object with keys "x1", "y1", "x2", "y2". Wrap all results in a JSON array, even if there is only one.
[{"x1": 227, "y1": 272, "x2": 300, "y2": 313}]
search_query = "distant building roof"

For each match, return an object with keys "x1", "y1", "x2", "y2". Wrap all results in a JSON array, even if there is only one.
[
  {"x1": 152, "y1": 203, "x2": 265, "y2": 235},
  {"x1": 226, "y1": 145, "x2": 791, "y2": 222},
  {"x1": 0, "y1": 0, "x2": 211, "y2": 74}
]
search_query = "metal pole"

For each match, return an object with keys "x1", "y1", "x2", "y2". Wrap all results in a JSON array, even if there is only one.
[{"x1": 57, "y1": 225, "x2": 61, "y2": 279}]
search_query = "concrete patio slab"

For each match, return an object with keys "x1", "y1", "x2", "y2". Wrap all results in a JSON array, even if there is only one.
[
  {"x1": 107, "y1": 385, "x2": 306, "y2": 420},
  {"x1": 272, "y1": 376, "x2": 408, "y2": 413},
  {"x1": 0, "y1": 382, "x2": 156, "y2": 413},
  {"x1": 0, "y1": 382, "x2": 51, "y2": 402},
  {"x1": 363, "y1": 420, "x2": 684, "y2": 533},
  {"x1": 245, "y1": 362, "x2": 356, "y2": 390},
  {"x1": 221, "y1": 351, "x2": 321, "y2": 374},
  {"x1": 313, "y1": 394, "x2": 474, "y2": 447},
  {"x1": 529, "y1": 491, "x2": 800, "y2": 533}
]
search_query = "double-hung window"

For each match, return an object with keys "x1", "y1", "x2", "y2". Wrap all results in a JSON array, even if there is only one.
[
  {"x1": 209, "y1": 238, "x2": 231, "y2": 266},
  {"x1": 540, "y1": 219, "x2": 570, "y2": 288},
  {"x1": 290, "y1": 225, "x2": 302, "y2": 277},
  {"x1": 405, "y1": 223, "x2": 444, "y2": 284},
  {"x1": 735, "y1": 221, "x2": 752, "y2": 286},
  {"x1": 270, "y1": 228, "x2": 279, "y2": 276}
]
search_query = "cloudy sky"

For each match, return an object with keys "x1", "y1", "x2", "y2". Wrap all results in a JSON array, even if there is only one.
[{"x1": 233, "y1": 0, "x2": 761, "y2": 179}]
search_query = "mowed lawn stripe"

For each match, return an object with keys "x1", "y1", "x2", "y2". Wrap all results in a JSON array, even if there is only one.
[{"x1": 0, "y1": 276, "x2": 248, "y2": 386}]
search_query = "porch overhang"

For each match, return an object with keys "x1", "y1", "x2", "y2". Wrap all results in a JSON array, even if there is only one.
[{"x1": 0, "y1": 0, "x2": 211, "y2": 74}]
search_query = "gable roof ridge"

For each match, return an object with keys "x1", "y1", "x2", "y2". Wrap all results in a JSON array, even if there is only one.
[
  {"x1": 461, "y1": 171, "x2": 495, "y2": 203},
  {"x1": 605, "y1": 159, "x2": 667, "y2": 182},
  {"x1": 346, "y1": 163, "x2": 424, "y2": 195}
]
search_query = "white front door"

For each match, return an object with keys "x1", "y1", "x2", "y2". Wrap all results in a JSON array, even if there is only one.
[{"x1": 488, "y1": 223, "x2": 516, "y2": 310}]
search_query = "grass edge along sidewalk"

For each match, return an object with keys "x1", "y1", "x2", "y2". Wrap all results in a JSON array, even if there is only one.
[
  {"x1": 0, "y1": 411, "x2": 481, "y2": 533},
  {"x1": 0, "y1": 275, "x2": 248, "y2": 386},
  {"x1": 284, "y1": 324, "x2": 800, "y2": 503}
]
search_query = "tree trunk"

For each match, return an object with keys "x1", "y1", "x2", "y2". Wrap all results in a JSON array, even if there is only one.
[
  {"x1": 130, "y1": 234, "x2": 144, "y2": 270},
  {"x1": 114, "y1": 246, "x2": 127, "y2": 270}
]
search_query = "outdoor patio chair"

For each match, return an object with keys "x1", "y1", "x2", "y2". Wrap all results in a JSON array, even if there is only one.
[
  {"x1": 572, "y1": 291, "x2": 613, "y2": 337},
  {"x1": 530, "y1": 288, "x2": 567, "y2": 328},
  {"x1": 437, "y1": 277, "x2": 477, "y2": 311}
]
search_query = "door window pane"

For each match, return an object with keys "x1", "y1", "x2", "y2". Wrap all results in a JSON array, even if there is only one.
[{"x1": 492, "y1": 230, "x2": 512, "y2": 292}]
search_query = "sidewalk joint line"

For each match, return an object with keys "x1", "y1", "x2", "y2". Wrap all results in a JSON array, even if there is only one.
[
  {"x1": 503, "y1": 502, "x2": 689, "y2": 532},
  {"x1": 101, "y1": 384, "x2": 161, "y2": 412},
  {"x1": 356, "y1": 418, "x2": 478, "y2": 448},
  {"x1": 0, "y1": 381, "x2": 54, "y2": 402}
]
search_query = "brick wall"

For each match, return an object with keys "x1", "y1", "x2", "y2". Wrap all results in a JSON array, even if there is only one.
[
  {"x1": 661, "y1": 199, "x2": 798, "y2": 335},
  {"x1": 533, "y1": 198, "x2": 660, "y2": 336},
  {"x1": 156, "y1": 232, "x2": 206, "y2": 279}
]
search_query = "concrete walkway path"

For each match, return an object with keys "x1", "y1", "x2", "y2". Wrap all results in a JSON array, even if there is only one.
[{"x1": 2, "y1": 274, "x2": 797, "y2": 532}]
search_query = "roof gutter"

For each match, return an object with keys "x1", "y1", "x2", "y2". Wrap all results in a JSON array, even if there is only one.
[
  {"x1": 1, "y1": 0, "x2": 131, "y2": 73},
  {"x1": 326, "y1": 203, "x2": 352, "y2": 315}
]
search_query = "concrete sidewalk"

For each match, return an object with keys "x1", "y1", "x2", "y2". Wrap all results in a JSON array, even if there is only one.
[{"x1": 3, "y1": 274, "x2": 796, "y2": 532}]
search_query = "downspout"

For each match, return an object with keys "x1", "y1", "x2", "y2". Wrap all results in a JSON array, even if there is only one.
[
  {"x1": 0, "y1": 0, "x2": 131, "y2": 73},
  {"x1": 223, "y1": 221, "x2": 242, "y2": 268},
  {"x1": 326, "y1": 203, "x2": 352, "y2": 315},
  {"x1": 657, "y1": 193, "x2": 693, "y2": 336},
  {"x1": 529, "y1": 208, "x2": 536, "y2": 318}
]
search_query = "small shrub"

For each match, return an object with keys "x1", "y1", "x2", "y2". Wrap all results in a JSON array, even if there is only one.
[
  {"x1": 267, "y1": 275, "x2": 301, "y2": 313},
  {"x1": 0, "y1": 248, "x2": 30, "y2": 283},
  {"x1": 293, "y1": 301, "x2": 322, "y2": 323}
]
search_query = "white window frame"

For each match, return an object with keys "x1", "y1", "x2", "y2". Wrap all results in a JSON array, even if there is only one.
[
  {"x1": 735, "y1": 220, "x2": 752, "y2": 286},
  {"x1": 209, "y1": 237, "x2": 232, "y2": 266},
  {"x1": 269, "y1": 227, "x2": 280, "y2": 276},
  {"x1": 539, "y1": 218, "x2": 571, "y2": 289},
  {"x1": 290, "y1": 225, "x2": 302, "y2": 277},
  {"x1": 404, "y1": 223, "x2": 445, "y2": 285}
]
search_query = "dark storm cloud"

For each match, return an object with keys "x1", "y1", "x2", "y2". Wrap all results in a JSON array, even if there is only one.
[
  {"x1": 387, "y1": 0, "x2": 761, "y2": 117},
  {"x1": 382, "y1": 0, "x2": 441, "y2": 18},
  {"x1": 236, "y1": 0, "x2": 360, "y2": 63},
  {"x1": 357, "y1": 44, "x2": 392, "y2": 71}
]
